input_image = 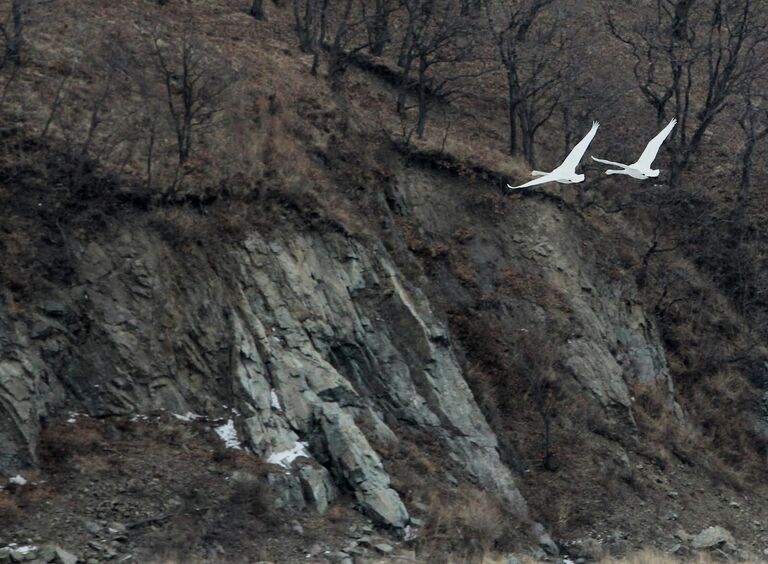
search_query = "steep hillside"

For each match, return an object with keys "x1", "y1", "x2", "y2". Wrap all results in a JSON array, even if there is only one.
[{"x1": 1, "y1": 0, "x2": 768, "y2": 562}]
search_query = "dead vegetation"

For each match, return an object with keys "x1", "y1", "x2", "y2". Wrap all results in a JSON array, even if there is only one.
[{"x1": 1, "y1": 0, "x2": 768, "y2": 559}]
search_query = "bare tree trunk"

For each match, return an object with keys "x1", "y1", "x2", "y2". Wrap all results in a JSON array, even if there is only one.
[
  {"x1": 506, "y1": 69, "x2": 518, "y2": 155},
  {"x1": 293, "y1": 0, "x2": 314, "y2": 52},
  {"x1": 327, "y1": 0, "x2": 353, "y2": 88},
  {"x1": 73, "y1": 80, "x2": 111, "y2": 189},
  {"x1": 250, "y1": 0, "x2": 266, "y2": 19},
  {"x1": 145, "y1": 119, "x2": 156, "y2": 194},
  {"x1": 668, "y1": 158, "x2": 682, "y2": 189},
  {"x1": 519, "y1": 110, "x2": 536, "y2": 168},
  {"x1": 368, "y1": 0, "x2": 389, "y2": 56},
  {"x1": 7, "y1": 0, "x2": 24, "y2": 67},
  {"x1": 310, "y1": 0, "x2": 329, "y2": 76},
  {"x1": 415, "y1": 55, "x2": 428, "y2": 137},
  {"x1": 41, "y1": 61, "x2": 78, "y2": 142},
  {"x1": 738, "y1": 135, "x2": 755, "y2": 208},
  {"x1": 396, "y1": 50, "x2": 413, "y2": 115}
]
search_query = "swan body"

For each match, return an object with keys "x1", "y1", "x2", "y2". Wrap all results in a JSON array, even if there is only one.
[
  {"x1": 508, "y1": 121, "x2": 600, "y2": 190},
  {"x1": 591, "y1": 118, "x2": 676, "y2": 179}
]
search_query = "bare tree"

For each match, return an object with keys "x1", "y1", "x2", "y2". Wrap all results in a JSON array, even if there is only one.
[
  {"x1": 607, "y1": 0, "x2": 768, "y2": 187},
  {"x1": 293, "y1": 0, "x2": 328, "y2": 74},
  {"x1": 515, "y1": 22, "x2": 577, "y2": 167},
  {"x1": 396, "y1": 0, "x2": 484, "y2": 138},
  {"x1": 361, "y1": 0, "x2": 394, "y2": 56},
  {"x1": 484, "y1": 0, "x2": 555, "y2": 157},
  {"x1": 151, "y1": 31, "x2": 235, "y2": 182},
  {"x1": 736, "y1": 89, "x2": 768, "y2": 214}
]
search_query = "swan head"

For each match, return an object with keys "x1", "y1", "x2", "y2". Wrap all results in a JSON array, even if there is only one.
[
  {"x1": 574, "y1": 173, "x2": 585, "y2": 183},
  {"x1": 647, "y1": 169, "x2": 660, "y2": 178}
]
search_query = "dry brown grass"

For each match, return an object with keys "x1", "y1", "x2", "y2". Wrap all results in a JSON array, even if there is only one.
[
  {"x1": 0, "y1": 492, "x2": 21, "y2": 525},
  {"x1": 599, "y1": 548, "x2": 759, "y2": 563},
  {"x1": 478, "y1": 548, "x2": 763, "y2": 563},
  {"x1": 499, "y1": 269, "x2": 570, "y2": 312},
  {"x1": 39, "y1": 419, "x2": 106, "y2": 467},
  {"x1": 418, "y1": 486, "x2": 515, "y2": 559}
]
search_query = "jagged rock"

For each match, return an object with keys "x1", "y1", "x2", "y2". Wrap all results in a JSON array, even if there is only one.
[
  {"x1": 318, "y1": 404, "x2": 408, "y2": 527},
  {"x1": 567, "y1": 538, "x2": 602, "y2": 560},
  {"x1": 297, "y1": 464, "x2": 337, "y2": 514},
  {"x1": 107, "y1": 522, "x2": 127, "y2": 533},
  {"x1": 691, "y1": 526, "x2": 736, "y2": 551},
  {"x1": 51, "y1": 547, "x2": 77, "y2": 564},
  {"x1": 290, "y1": 520, "x2": 304, "y2": 535},
  {"x1": 266, "y1": 472, "x2": 306, "y2": 511},
  {"x1": 37, "y1": 546, "x2": 55, "y2": 563},
  {"x1": 373, "y1": 543, "x2": 394, "y2": 555},
  {"x1": 532, "y1": 522, "x2": 559, "y2": 556},
  {"x1": 670, "y1": 544, "x2": 690, "y2": 557}
]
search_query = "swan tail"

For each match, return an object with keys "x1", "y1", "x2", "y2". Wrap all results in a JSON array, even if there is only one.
[
  {"x1": 531, "y1": 170, "x2": 547, "y2": 177},
  {"x1": 605, "y1": 169, "x2": 625, "y2": 175}
]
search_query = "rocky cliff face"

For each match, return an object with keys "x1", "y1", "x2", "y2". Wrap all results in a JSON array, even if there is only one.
[
  {"x1": 0, "y1": 215, "x2": 533, "y2": 528},
  {"x1": 0, "y1": 143, "x2": 684, "y2": 538}
]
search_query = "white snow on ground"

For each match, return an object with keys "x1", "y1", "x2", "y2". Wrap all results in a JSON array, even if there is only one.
[
  {"x1": 214, "y1": 419, "x2": 242, "y2": 450},
  {"x1": 270, "y1": 389, "x2": 281, "y2": 410},
  {"x1": 267, "y1": 442, "x2": 310, "y2": 468},
  {"x1": 67, "y1": 411, "x2": 89, "y2": 423},
  {"x1": 172, "y1": 412, "x2": 202, "y2": 422},
  {"x1": 8, "y1": 475, "x2": 27, "y2": 486},
  {"x1": 2, "y1": 544, "x2": 37, "y2": 554}
]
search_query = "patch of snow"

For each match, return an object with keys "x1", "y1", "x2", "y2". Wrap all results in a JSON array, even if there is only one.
[
  {"x1": 172, "y1": 412, "x2": 201, "y2": 422},
  {"x1": 562, "y1": 558, "x2": 575, "y2": 564},
  {"x1": 270, "y1": 389, "x2": 281, "y2": 411},
  {"x1": 404, "y1": 525, "x2": 417, "y2": 541},
  {"x1": 267, "y1": 442, "x2": 310, "y2": 468},
  {"x1": 214, "y1": 419, "x2": 242, "y2": 450},
  {"x1": 67, "y1": 411, "x2": 89, "y2": 423},
  {"x1": 3, "y1": 544, "x2": 37, "y2": 554},
  {"x1": 8, "y1": 475, "x2": 27, "y2": 486},
  {"x1": 131, "y1": 414, "x2": 148, "y2": 422}
]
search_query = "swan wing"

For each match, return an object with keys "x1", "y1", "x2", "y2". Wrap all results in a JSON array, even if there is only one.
[
  {"x1": 508, "y1": 173, "x2": 558, "y2": 190},
  {"x1": 634, "y1": 118, "x2": 676, "y2": 169},
  {"x1": 591, "y1": 156, "x2": 628, "y2": 168},
  {"x1": 557, "y1": 121, "x2": 600, "y2": 173}
]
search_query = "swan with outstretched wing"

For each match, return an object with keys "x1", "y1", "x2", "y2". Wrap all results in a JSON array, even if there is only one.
[
  {"x1": 591, "y1": 118, "x2": 676, "y2": 179},
  {"x1": 508, "y1": 121, "x2": 600, "y2": 190}
]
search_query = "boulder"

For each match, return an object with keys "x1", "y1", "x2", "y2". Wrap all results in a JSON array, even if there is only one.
[
  {"x1": 374, "y1": 543, "x2": 394, "y2": 555},
  {"x1": 531, "y1": 522, "x2": 559, "y2": 557},
  {"x1": 692, "y1": 526, "x2": 736, "y2": 551},
  {"x1": 52, "y1": 547, "x2": 77, "y2": 564},
  {"x1": 318, "y1": 404, "x2": 408, "y2": 528},
  {"x1": 265, "y1": 472, "x2": 306, "y2": 511},
  {"x1": 297, "y1": 464, "x2": 337, "y2": 514}
]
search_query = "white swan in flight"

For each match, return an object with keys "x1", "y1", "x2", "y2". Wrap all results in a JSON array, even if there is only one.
[
  {"x1": 591, "y1": 118, "x2": 676, "y2": 179},
  {"x1": 507, "y1": 121, "x2": 600, "y2": 190}
]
